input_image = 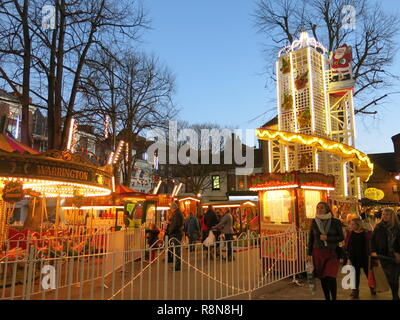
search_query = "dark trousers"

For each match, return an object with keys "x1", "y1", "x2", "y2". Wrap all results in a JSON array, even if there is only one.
[
  {"x1": 225, "y1": 233, "x2": 234, "y2": 258},
  {"x1": 353, "y1": 265, "x2": 369, "y2": 290},
  {"x1": 168, "y1": 235, "x2": 182, "y2": 270},
  {"x1": 188, "y1": 233, "x2": 198, "y2": 251},
  {"x1": 380, "y1": 259, "x2": 400, "y2": 300},
  {"x1": 320, "y1": 277, "x2": 337, "y2": 301}
]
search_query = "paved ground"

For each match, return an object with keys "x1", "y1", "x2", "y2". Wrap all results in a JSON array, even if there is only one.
[
  {"x1": 251, "y1": 269, "x2": 393, "y2": 300},
  {"x1": 1, "y1": 245, "x2": 395, "y2": 300}
]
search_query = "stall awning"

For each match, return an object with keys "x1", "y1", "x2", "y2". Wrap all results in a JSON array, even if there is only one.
[{"x1": 0, "y1": 134, "x2": 40, "y2": 154}]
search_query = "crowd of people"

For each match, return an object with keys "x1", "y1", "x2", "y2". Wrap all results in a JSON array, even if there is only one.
[
  {"x1": 144, "y1": 203, "x2": 236, "y2": 271},
  {"x1": 308, "y1": 202, "x2": 400, "y2": 300}
]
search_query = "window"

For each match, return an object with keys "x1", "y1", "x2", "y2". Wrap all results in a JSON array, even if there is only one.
[
  {"x1": 304, "y1": 190, "x2": 321, "y2": 219},
  {"x1": 262, "y1": 190, "x2": 292, "y2": 224},
  {"x1": 212, "y1": 175, "x2": 221, "y2": 191}
]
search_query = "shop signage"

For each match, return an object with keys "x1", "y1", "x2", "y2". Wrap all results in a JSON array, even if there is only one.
[
  {"x1": 37, "y1": 165, "x2": 89, "y2": 181},
  {"x1": 364, "y1": 188, "x2": 384, "y2": 201},
  {"x1": 249, "y1": 173, "x2": 296, "y2": 188},
  {"x1": 249, "y1": 172, "x2": 335, "y2": 189},
  {"x1": 2, "y1": 181, "x2": 24, "y2": 203},
  {"x1": 0, "y1": 157, "x2": 112, "y2": 189}
]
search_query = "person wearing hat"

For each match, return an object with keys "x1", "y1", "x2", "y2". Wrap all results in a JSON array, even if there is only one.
[{"x1": 168, "y1": 202, "x2": 184, "y2": 271}]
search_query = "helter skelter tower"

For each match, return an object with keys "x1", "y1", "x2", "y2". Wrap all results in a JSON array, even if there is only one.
[{"x1": 257, "y1": 32, "x2": 373, "y2": 201}]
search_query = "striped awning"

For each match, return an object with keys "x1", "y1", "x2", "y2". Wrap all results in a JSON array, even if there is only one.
[{"x1": 0, "y1": 134, "x2": 40, "y2": 154}]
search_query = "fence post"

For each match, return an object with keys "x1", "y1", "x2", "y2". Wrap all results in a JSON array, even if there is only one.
[{"x1": 164, "y1": 235, "x2": 169, "y2": 299}]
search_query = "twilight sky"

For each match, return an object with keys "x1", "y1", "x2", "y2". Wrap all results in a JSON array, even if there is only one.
[{"x1": 140, "y1": 0, "x2": 400, "y2": 154}]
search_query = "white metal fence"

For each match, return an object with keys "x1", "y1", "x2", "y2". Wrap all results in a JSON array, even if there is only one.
[{"x1": 0, "y1": 229, "x2": 307, "y2": 300}]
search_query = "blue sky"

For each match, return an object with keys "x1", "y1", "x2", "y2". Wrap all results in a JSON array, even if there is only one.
[{"x1": 141, "y1": 0, "x2": 400, "y2": 154}]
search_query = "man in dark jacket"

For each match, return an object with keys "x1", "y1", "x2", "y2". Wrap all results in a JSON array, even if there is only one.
[
  {"x1": 204, "y1": 205, "x2": 220, "y2": 258},
  {"x1": 204, "y1": 205, "x2": 219, "y2": 234},
  {"x1": 185, "y1": 212, "x2": 200, "y2": 252},
  {"x1": 168, "y1": 202, "x2": 184, "y2": 271}
]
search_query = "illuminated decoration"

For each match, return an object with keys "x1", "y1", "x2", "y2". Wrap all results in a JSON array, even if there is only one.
[
  {"x1": 300, "y1": 186, "x2": 335, "y2": 191},
  {"x1": 104, "y1": 115, "x2": 110, "y2": 139},
  {"x1": 61, "y1": 206, "x2": 124, "y2": 210},
  {"x1": 202, "y1": 204, "x2": 241, "y2": 209},
  {"x1": 395, "y1": 175, "x2": 400, "y2": 181},
  {"x1": 250, "y1": 185, "x2": 299, "y2": 192},
  {"x1": 0, "y1": 149, "x2": 113, "y2": 198},
  {"x1": 364, "y1": 188, "x2": 385, "y2": 201},
  {"x1": 178, "y1": 197, "x2": 201, "y2": 203},
  {"x1": 125, "y1": 142, "x2": 129, "y2": 162},
  {"x1": 107, "y1": 152, "x2": 114, "y2": 165},
  {"x1": 67, "y1": 117, "x2": 78, "y2": 152},
  {"x1": 264, "y1": 31, "x2": 370, "y2": 201},
  {"x1": 113, "y1": 140, "x2": 125, "y2": 164},
  {"x1": 249, "y1": 172, "x2": 335, "y2": 192},
  {"x1": 153, "y1": 180, "x2": 162, "y2": 194},
  {"x1": 278, "y1": 31, "x2": 328, "y2": 57},
  {"x1": 156, "y1": 206, "x2": 170, "y2": 211},
  {"x1": 2, "y1": 181, "x2": 24, "y2": 203},
  {"x1": 172, "y1": 183, "x2": 183, "y2": 197},
  {"x1": 256, "y1": 128, "x2": 373, "y2": 182}
]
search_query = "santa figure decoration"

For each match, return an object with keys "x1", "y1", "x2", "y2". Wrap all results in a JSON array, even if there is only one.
[{"x1": 331, "y1": 44, "x2": 353, "y2": 82}]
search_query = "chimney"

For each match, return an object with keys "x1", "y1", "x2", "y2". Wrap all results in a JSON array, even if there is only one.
[{"x1": 392, "y1": 133, "x2": 400, "y2": 172}]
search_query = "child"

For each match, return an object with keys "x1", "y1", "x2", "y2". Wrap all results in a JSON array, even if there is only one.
[{"x1": 146, "y1": 223, "x2": 160, "y2": 262}]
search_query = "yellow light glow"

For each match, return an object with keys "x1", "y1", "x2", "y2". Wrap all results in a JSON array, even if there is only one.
[
  {"x1": 300, "y1": 186, "x2": 335, "y2": 191},
  {"x1": 178, "y1": 197, "x2": 200, "y2": 202},
  {"x1": 61, "y1": 206, "x2": 124, "y2": 210},
  {"x1": 255, "y1": 128, "x2": 373, "y2": 181},
  {"x1": 249, "y1": 184, "x2": 299, "y2": 192},
  {"x1": 156, "y1": 206, "x2": 171, "y2": 211},
  {"x1": 307, "y1": 47, "x2": 316, "y2": 133},
  {"x1": 242, "y1": 201, "x2": 256, "y2": 207},
  {"x1": 289, "y1": 52, "x2": 298, "y2": 132},
  {"x1": 0, "y1": 176, "x2": 112, "y2": 198},
  {"x1": 202, "y1": 204, "x2": 241, "y2": 209}
]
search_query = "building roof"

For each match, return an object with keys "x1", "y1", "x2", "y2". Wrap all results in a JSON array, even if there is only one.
[
  {"x1": 260, "y1": 116, "x2": 278, "y2": 129},
  {"x1": 368, "y1": 152, "x2": 397, "y2": 173}
]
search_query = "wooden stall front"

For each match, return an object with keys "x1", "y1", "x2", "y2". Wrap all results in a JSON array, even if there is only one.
[
  {"x1": 249, "y1": 172, "x2": 336, "y2": 236},
  {"x1": 201, "y1": 200, "x2": 259, "y2": 234}
]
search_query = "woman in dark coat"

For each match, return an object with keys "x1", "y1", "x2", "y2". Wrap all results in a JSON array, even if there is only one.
[
  {"x1": 307, "y1": 202, "x2": 344, "y2": 301},
  {"x1": 371, "y1": 208, "x2": 400, "y2": 300},
  {"x1": 344, "y1": 217, "x2": 375, "y2": 299}
]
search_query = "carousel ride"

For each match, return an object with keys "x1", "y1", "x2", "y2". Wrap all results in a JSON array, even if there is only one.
[{"x1": 250, "y1": 32, "x2": 374, "y2": 235}]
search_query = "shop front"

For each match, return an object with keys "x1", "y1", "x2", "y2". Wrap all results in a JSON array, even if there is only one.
[{"x1": 249, "y1": 172, "x2": 335, "y2": 235}]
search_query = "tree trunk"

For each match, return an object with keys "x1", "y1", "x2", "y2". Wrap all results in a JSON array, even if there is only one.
[{"x1": 20, "y1": 0, "x2": 32, "y2": 147}]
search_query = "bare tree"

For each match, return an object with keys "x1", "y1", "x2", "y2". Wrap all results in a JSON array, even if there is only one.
[
  {"x1": 0, "y1": 0, "x2": 35, "y2": 146},
  {"x1": 254, "y1": 0, "x2": 400, "y2": 114},
  {"x1": 80, "y1": 49, "x2": 177, "y2": 187},
  {"x1": 156, "y1": 122, "x2": 236, "y2": 195},
  {"x1": 0, "y1": 0, "x2": 149, "y2": 149}
]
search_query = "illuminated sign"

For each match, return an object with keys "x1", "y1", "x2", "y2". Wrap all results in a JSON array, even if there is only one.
[{"x1": 364, "y1": 188, "x2": 384, "y2": 201}]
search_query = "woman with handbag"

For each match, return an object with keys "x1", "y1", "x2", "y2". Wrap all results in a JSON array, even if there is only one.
[
  {"x1": 307, "y1": 202, "x2": 344, "y2": 300},
  {"x1": 344, "y1": 217, "x2": 375, "y2": 299},
  {"x1": 371, "y1": 208, "x2": 400, "y2": 300}
]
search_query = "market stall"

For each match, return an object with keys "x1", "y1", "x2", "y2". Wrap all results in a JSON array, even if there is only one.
[
  {"x1": 201, "y1": 200, "x2": 259, "y2": 234},
  {"x1": 249, "y1": 172, "x2": 335, "y2": 235},
  {"x1": 178, "y1": 196, "x2": 201, "y2": 218},
  {"x1": 0, "y1": 144, "x2": 113, "y2": 242}
]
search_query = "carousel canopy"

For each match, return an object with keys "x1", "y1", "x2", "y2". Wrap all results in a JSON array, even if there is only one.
[
  {"x1": 0, "y1": 134, "x2": 40, "y2": 154},
  {"x1": 0, "y1": 147, "x2": 113, "y2": 198}
]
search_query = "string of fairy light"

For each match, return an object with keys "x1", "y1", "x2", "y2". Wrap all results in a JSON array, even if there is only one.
[{"x1": 256, "y1": 128, "x2": 374, "y2": 181}]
